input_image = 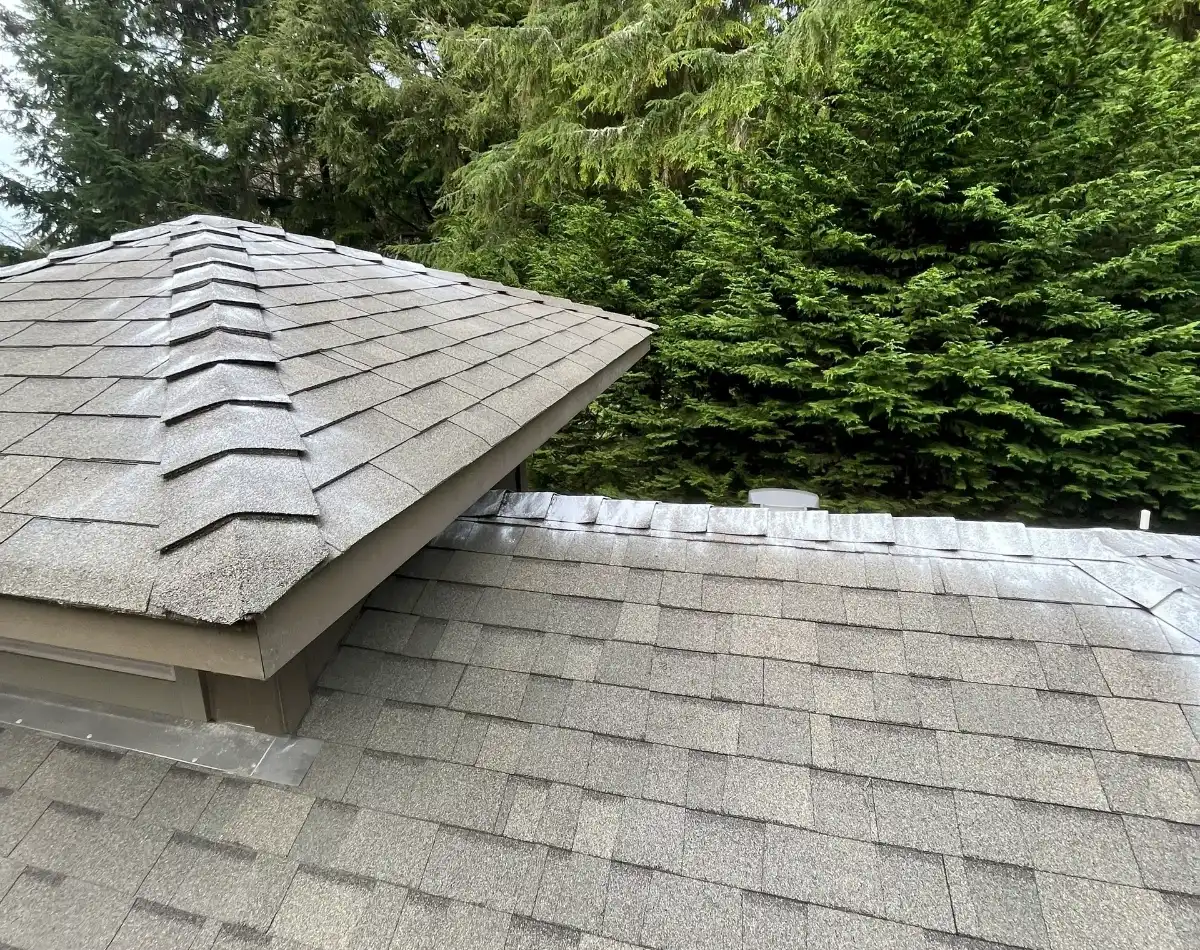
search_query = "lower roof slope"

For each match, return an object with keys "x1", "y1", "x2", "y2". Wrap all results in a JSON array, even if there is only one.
[
  {"x1": 0, "y1": 492, "x2": 1195, "y2": 949},
  {"x1": 0, "y1": 217, "x2": 652, "y2": 625},
  {"x1": 453, "y1": 490, "x2": 1200, "y2": 651}
]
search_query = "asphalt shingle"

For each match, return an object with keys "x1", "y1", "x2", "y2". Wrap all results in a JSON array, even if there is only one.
[
  {"x1": 193, "y1": 779, "x2": 313, "y2": 855},
  {"x1": 421, "y1": 826, "x2": 544, "y2": 913},
  {"x1": 0, "y1": 869, "x2": 133, "y2": 950},
  {"x1": 292, "y1": 800, "x2": 436, "y2": 887},
  {"x1": 613, "y1": 799, "x2": 686, "y2": 873},
  {"x1": 6, "y1": 475, "x2": 1200, "y2": 950},
  {"x1": 393, "y1": 892, "x2": 511, "y2": 950},
  {"x1": 0, "y1": 225, "x2": 656, "y2": 623},
  {"x1": 1099, "y1": 697, "x2": 1200, "y2": 758},
  {"x1": 22, "y1": 744, "x2": 169, "y2": 818},
  {"x1": 11, "y1": 802, "x2": 169, "y2": 893},
  {"x1": 641, "y1": 872, "x2": 742, "y2": 950},
  {"x1": 137, "y1": 833, "x2": 295, "y2": 929},
  {"x1": 1093, "y1": 750, "x2": 1200, "y2": 823},
  {"x1": 0, "y1": 787, "x2": 50, "y2": 856},
  {"x1": 944, "y1": 856, "x2": 1049, "y2": 949},
  {"x1": 533, "y1": 849, "x2": 611, "y2": 931},
  {"x1": 1036, "y1": 871, "x2": 1185, "y2": 950},
  {"x1": 724, "y1": 757, "x2": 812, "y2": 828},
  {"x1": 762, "y1": 825, "x2": 883, "y2": 917}
]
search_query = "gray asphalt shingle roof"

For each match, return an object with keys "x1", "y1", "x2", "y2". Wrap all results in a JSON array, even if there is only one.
[
  {"x1": 2, "y1": 493, "x2": 1198, "y2": 948},
  {"x1": 0, "y1": 218, "x2": 652, "y2": 624}
]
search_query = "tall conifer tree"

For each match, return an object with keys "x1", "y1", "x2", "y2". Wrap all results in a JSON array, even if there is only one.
[
  {"x1": 0, "y1": 0, "x2": 257, "y2": 244},
  {"x1": 436, "y1": 0, "x2": 1200, "y2": 522}
]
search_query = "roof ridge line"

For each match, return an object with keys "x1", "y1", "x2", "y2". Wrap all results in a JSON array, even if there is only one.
[
  {"x1": 156, "y1": 226, "x2": 321, "y2": 553},
  {"x1": 457, "y1": 491, "x2": 1200, "y2": 562}
]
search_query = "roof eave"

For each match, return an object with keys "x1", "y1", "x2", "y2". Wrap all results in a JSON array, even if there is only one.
[
  {"x1": 0, "y1": 593, "x2": 266, "y2": 679},
  {"x1": 254, "y1": 335, "x2": 652, "y2": 677}
]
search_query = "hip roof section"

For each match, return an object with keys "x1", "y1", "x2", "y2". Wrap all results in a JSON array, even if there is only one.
[{"x1": 0, "y1": 217, "x2": 653, "y2": 625}]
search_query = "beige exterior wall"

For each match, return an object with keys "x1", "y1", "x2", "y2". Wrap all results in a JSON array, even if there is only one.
[
  {"x1": 0, "y1": 597, "x2": 363, "y2": 733},
  {"x1": 0, "y1": 651, "x2": 207, "y2": 721},
  {"x1": 202, "y1": 597, "x2": 363, "y2": 733}
]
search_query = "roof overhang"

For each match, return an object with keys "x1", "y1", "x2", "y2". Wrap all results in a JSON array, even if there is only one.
[
  {"x1": 0, "y1": 596, "x2": 263, "y2": 678},
  {"x1": 0, "y1": 334, "x2": 650, "y2": 680},
  {"x1": 0, "y1": 215, "x2": 656, "y2": 675}
]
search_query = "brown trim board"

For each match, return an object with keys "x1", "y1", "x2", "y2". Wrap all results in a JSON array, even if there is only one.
[{"x1": 0, "y1": 596, "x2": 264, "y2": 678}]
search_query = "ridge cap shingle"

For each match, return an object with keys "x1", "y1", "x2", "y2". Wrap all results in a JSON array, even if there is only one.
[
  {"x1": 465, "y1": 491, "x2": 1200, "y2": 562},
  {"x1": 153, "y1": 225, "x2": 326, "y2": 619},
  {"x1": 0, "y1": 219, "x2": 655, "y2": 625}
]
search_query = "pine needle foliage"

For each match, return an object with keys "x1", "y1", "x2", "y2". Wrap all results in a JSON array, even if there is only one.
[
  {"x1": 437, "y1": 0, "x2": 1200, "y2": 522},
  {"x1": 436, "y1": 0, "x2": 863, "y2": 224},
  {"x1": 0, "y1": 0, "x2": 258, "y2": 245},
  {"x1": 210, "y1": 0, "x2": 527, "y2": 246}
]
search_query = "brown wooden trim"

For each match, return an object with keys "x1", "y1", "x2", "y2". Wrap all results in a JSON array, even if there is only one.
[{"x1": 0, "y1": 596, "x2": 264, "y2": 678}]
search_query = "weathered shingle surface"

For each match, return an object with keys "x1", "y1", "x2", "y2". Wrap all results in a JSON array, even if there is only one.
[
  {"x1": 3, "y1": 494, "x2": 1198, "y2": 948},
  {"x1": 0, "y1": 218, "x2": 652, "y2": 623}
]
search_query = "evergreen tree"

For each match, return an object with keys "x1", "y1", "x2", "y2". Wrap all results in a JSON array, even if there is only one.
[
  {"x1": 3, "y1": 0, "x2": 1198, "y2": 523},
  {"x1": 437, "y1": 0, "x2": 1200, "y2": 523},
  {"x1": 0, "y1": 0, "x2": 258, "y2": 245},
  {"x1": 435, "y1": 0, "x2": 860, "y2": 234},
  {"x1": 0, "y1": 0, "x2": 501, "y2": 249},
  {"x1": 211, "y1": 0, "x2": 528, "y2": 247}
]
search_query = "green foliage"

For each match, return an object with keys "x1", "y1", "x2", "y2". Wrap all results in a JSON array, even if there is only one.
[
  {"x1": 437, "y1": 0, "x2": 1200, "y2": 522},
  {"x1": 0, "y1": 0, "x2": 258, "y2": 245},
  {"x1": 435, "y1": 0, "x2": 863, "y2": 225},
  {"x1": 210, "y1": 0, "x2": 527, "y2": 247},
  {"x1": 0, "y1": 0, "x2": 515, "y2": 247},
  {"x1": 4, "y1": 0, "x2": 1199, "y2": 522}
]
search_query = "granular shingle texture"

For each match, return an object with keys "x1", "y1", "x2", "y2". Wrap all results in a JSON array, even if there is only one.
[
  {"x1": 4, "y1": 492, "x2": 1197, "y2": 948},
  {"x1": 0, "y1": 218, "x2": 652, "y2": 623}
]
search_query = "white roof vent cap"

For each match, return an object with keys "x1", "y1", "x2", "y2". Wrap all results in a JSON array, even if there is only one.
[{"x1": 748, "y1": 488, "x2": 821, "y2": 511}]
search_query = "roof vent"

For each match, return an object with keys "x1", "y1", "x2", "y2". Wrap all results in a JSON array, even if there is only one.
[{"x1": 748, "y1": 488, "x2": 821, "y2": 511}]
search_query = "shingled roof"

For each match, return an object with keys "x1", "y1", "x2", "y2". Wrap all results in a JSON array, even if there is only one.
[
  {"x1": 1, "y1": 494, "x2": 1196, "y2": 949},
  {"x1": 0, "y1": 216, "x2": 652, "y2": 633},
  {"x1": 454, "y1": 490, "x2": 1200, "y2": 648}
]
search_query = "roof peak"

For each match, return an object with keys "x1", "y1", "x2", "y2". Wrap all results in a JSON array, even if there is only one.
[
  {"x1": 445, "y1": 490, "x2": 1200, "y2": 648},
  {"x1": 462, "y1": 490, "x2": 1200, "y2": 559}
]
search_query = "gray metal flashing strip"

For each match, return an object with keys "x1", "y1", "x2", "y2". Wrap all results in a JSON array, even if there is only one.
[{"x1": 0, "y1": 689, "x2": 321, "y2": 785}]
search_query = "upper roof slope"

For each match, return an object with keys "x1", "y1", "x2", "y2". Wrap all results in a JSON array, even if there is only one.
[{"x1": 0, "y1": 216, "x2": 653, "y2": 625}]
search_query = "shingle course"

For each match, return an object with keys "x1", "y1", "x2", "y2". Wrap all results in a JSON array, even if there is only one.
[{"x1": 0, "y1": 221, "x2": 651, "y2": 623}]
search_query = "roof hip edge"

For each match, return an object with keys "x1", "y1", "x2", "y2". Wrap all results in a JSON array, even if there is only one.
[{"x1": 150, "y1": 226, "x2": 327, "y2": 623}]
